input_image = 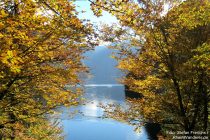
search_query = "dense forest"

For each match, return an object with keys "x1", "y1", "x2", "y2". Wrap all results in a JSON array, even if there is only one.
[{"x1": 0, "y1": 0, "x2": 209, "y2": 139}]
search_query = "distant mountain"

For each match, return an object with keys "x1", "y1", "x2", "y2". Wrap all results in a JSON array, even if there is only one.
[{"x1": 83, "y1": 46, "x2": 124, "y2": 84}]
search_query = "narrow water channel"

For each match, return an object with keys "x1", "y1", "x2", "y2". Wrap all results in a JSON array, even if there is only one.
[{"x1": 60, "y1": 46, "x2": 150, "y2": 140}]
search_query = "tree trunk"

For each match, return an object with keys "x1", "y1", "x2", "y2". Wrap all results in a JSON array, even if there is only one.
[{"x1": 203, "y1": 85, "x2": 208, "y2": 131}]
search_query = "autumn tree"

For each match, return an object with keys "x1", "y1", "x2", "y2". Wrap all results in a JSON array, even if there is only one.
[
  {"x1": 90, "y1": 0, "x2": 210, "y2": 137},
  {"x1": 0, "y1": 0, "x2": 96, "y2": 139}
]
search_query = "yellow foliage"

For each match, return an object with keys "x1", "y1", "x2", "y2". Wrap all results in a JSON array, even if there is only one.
[
  {"x1": 0, "y1": 0, "x2": 96, "y2": 139},
  {"x1": 94, "y1": 0, "x2": 210, "y2": 135}
]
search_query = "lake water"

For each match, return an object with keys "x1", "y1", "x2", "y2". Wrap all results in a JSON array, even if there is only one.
[{"x1": 60, "y1": 46, "x2": 151, "y2": 140}]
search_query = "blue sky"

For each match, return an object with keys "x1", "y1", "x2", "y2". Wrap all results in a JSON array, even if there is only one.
[{"x1": 74, "y1": 1, "x2": 118, "y2": 25}]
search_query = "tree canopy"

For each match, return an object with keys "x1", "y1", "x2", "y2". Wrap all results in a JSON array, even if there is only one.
[
  {"x1": 91, "y1": 0, "x2": 210, "y2": 138},
  {"x1": 0, "y1": 0, "x2": 209, "y2": 139},
  {"x1": 0, "y1": 0, "x2": 96, "y2": 139}
]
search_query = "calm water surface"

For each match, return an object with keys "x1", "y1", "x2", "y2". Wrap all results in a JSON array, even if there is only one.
[{"x1": 60, "y1": 46, "x2": 150, "y2": 140}]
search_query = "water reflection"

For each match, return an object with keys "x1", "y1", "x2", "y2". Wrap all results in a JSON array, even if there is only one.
[
  {"x1": 61, "y1": 46, "x2": 149, "y2": 140},
  {"x1": 82, "y1": 100, "x2": 102, "y2": 117},
  {"x1": 62, "y1": 119, "x2": 148, "y2": 140}
]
